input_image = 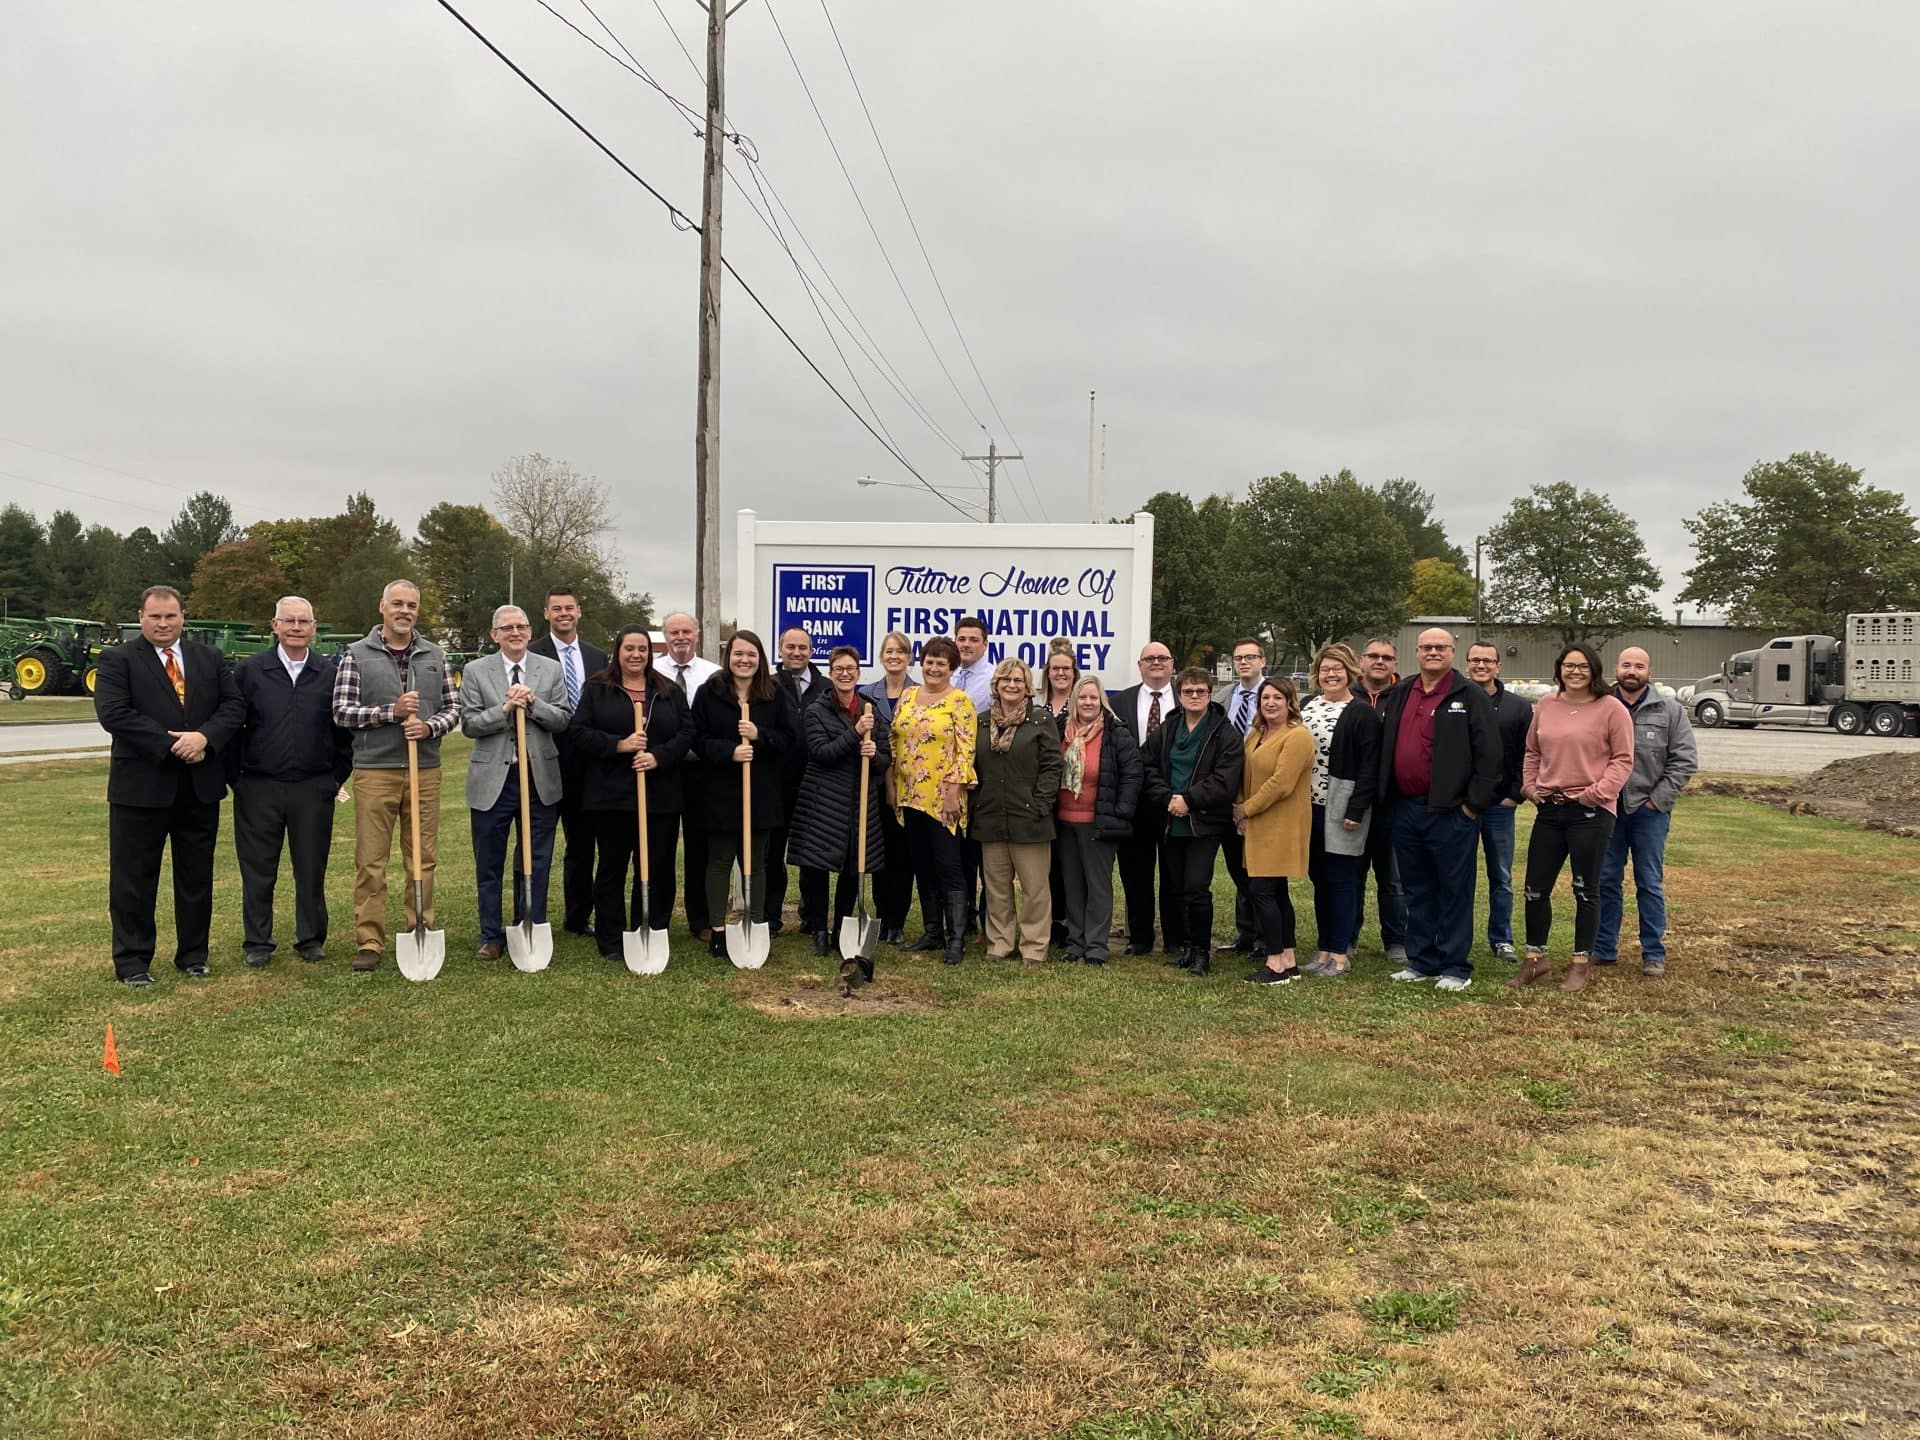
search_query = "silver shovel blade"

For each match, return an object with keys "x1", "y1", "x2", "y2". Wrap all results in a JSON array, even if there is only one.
[
  {"x1": 623, "y1": 926, "x2": 671, "y2": 975},
  {"x1": 395, "y1": 928, "x2": 445, "y2": 982},
  {"x1": 726, "y1": 919, "x2": 770, "y2": 969},
  {"x1": 838, "y1": 913, "x2": 881, "y2": 960},
  {"x1": 504, "y1": 920, "x2": 554, "y2": 973}
]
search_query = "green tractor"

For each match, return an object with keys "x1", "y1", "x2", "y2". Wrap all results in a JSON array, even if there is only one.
[{"x1": 4, "y1": 618, "x2": 121, "y2": 700}]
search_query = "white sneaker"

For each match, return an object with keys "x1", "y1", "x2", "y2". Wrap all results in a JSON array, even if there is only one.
[
  {"x1": 1435, "y1": 975, "x2": 1472, "y2": 993},
  {"x1": 1388, "y1": 968, "x2": 1429, "y2": 983},
  {"x1": 1386, "y1": 945, "x2": 1410, "y2": 964}
]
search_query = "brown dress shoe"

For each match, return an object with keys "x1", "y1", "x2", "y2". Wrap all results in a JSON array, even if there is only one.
[
  {"x1": 1506, "y1": 952, "x2": 1553, "y2": 988},
  {"x1": 352, "y1": 949, "x2": 381, "y2": 972},
  {"x1": 1560, "y1": 960, "x2": 1592, "y2": 992},
  {"x1": 476, "y1": 941, "x2": 504, "y2": 961}
]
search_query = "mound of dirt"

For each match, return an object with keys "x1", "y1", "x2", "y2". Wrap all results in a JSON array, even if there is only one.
[
  {"x1": 733, "y1": 973, "x2": 947, "y2": 1020},
  {"x1": 1779, "y1": 751, "x2": 1920, "y2": 837}
]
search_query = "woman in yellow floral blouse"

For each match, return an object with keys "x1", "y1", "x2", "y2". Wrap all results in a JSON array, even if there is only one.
[{"x1": 891, "y1": 634, "x2": 977, "y2": 965}]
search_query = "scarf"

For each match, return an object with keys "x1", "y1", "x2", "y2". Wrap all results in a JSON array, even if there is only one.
[
  {"x1": 1063, "y1": 710, "x2": 1104, "y2": 798},
  {"x1": 988, "y1": 706, "x2": 1025, "y2": 754}
]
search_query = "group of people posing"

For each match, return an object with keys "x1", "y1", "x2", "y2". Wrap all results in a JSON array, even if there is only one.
[{"x1": 94, "y1": 583, "x2": 1696, "y2": 994}]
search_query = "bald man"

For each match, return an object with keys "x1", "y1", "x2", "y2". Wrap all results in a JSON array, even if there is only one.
[
  {"x1": 1374, "y1": 628, "x2": 1503, "y2": 992},
  {"x1": 1593, "y1": 647, "x2": 1697, "y2": 976}
]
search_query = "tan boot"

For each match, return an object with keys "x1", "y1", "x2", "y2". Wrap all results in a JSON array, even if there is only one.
[
  {"x1": 1507, "y1": 951, "x2": 1552, "y2": 988},
  {"x1": 1560, "y1": 959, "x2": 1591, "y2": 992}
]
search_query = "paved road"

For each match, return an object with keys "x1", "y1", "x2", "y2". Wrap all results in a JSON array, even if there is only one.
[
  {"x1": 0, "y1": 720, "x2": 108, "y2": 756},
  {"x1": 1695, "y1": 727, "x2": 1920, "y2": 778}
]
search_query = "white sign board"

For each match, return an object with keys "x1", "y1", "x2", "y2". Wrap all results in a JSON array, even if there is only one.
[{"x1": 737, "y1": 511, "x2": 1155, "y2": 685}]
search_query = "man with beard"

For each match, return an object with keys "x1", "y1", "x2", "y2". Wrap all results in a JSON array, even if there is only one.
[{"x1": 1593, "y1": 647, "x2": 1696, "y2": 977}]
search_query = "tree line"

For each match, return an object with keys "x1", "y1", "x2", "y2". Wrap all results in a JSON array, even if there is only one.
[
  {"x1": 1145, "y1": 451, "x2": 1920, "y2": 666},
  {"x1": 0, "y1": 454, "x2": 654, "y2": 650}
]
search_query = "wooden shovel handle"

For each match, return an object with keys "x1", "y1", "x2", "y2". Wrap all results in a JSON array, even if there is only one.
[
  {"x1": 855, "y1": 701, "x2": 872, "y2": 873},
  {"x1": 514, "y1": 707, "x2": 534, "y2": 878},
  {"x1": 406, "y1": 736, "x2": 423, "y2": 885},
  {"x1": 634, "y1": 699, "x2": 650, "y2": 883},
  {"x1": 738, "y1": 695, "x2": 752, "y2": 879}
]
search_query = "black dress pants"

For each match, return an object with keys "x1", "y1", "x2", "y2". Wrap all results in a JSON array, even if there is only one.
[
  {"x1": 555, "y1": 790, "x2": 596, "y2": 932},
  {"x1": 1117, "y1": 810, "x2": 1181, "y2": 951},
  {"x1": 875, "y1": 805, "x2": 915, "y2": 930},
  {"x1": 110, "y1": 775, "x2": 220, "y2": 979},
  {"x1": 799, "y1": 866, "x2": 860, "y2": 932},
  {"x1": 1159, "y1": 833, "x2": 1220, "y2": 950},
  {"x1": 678, "y1": 767, "x2": 712, "y2": 936},
  {"x1": 589, "y1": 808, "x2": 679, "y2": 955},
  {"x1": 233, "y1": 773, "x2": 336, "y2": 957}
]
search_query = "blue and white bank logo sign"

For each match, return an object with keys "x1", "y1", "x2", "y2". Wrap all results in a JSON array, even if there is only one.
[{"x1": 772, "y1": 565, "x2": 875, "y2": 663}]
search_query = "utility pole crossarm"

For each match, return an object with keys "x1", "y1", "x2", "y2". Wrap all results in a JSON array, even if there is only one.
[{"x1": 960, "y1": 438, "x2": 1023, "y2": 525}]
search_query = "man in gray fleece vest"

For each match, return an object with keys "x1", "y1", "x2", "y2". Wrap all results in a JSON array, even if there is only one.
[{"x1": 330, "y1": 579, "x2": 461, "y2": 971}]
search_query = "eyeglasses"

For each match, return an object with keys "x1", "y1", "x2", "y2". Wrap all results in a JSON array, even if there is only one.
[
  {"x1": 1364, "y1": 652, "x2": 1395, "y2": 662},
  {"x1": 1416, "y1": 644, "x2": 1452, "y2": 653},
  {"x1": 1232, "y1": 652, "x2": 1262, "y2": 663},
  {"x1": 1141, "y1": 654, "x2": 1173, "y2": 663},
  {"x1": 496, "y1": 623, "x2": 531, "y2": 632},
  {"x1": 1560, "y1": 663, "x2": 1592, "y2": 673},
  {"x1": 1179, "y1": 686, "x2": 1211, "y2": 696}
]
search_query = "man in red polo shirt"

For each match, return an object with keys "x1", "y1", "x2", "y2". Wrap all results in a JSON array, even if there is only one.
[{"x1": 1374, "y1": 628, "x2": 1503, "y2": 992}]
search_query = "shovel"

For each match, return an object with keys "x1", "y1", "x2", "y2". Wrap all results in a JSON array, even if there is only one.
[
  {"x1": 838, "y1": 703, "x2": 879, "y2": 989},
  {"x1": 394, "y1": 735, "x2": 445, "y2": 982},
  {"x1": 725, "y1": 695, "x2": 770, "y2": 968},
  {"x1": 503, "y1": 706, "x2": 554, "y2": 973},
  {"x1": 623, "y1": 699, "x2": 670, "y2": 975}
]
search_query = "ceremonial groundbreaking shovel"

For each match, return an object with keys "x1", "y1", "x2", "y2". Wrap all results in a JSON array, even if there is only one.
[
  {"x1": 503, "y1": 707, "x2": 554, "y2": 973},
  {"x1": 725, "y1": 696, "x2": 770, "y2": 968},
  {"x1": 838, "y1": 702, "x2": 879, "y2": 989},
  {"x1": 394, "y1": 735, "x2": 445, "y2": 982},
  {"x1": 623, "y1": 699, "x2": 670, "y2": 975}
]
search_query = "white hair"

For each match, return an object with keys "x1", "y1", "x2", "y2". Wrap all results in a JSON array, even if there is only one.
[
  {"x1": 381, "y1": 579, "x2": 420, "y2": 601},
  {"x1": 492, "y1": 604, "x2": 529, "y2": 629},
  {"x1": 274, "y1": 595, "x2": 314, "y2": 621}
]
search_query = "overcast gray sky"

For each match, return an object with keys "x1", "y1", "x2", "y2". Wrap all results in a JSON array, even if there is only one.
[{"x1": 4, "y1": 0, "x2": 1916, "y2": 620}]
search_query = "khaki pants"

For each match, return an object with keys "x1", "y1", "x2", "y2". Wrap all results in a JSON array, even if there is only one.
[
  {"x1": 980, "y1": 839, "x2": 1053, "y2": 962},
  {"x1": 352, "y1": 766, "x2": 442, "y2": 951}
]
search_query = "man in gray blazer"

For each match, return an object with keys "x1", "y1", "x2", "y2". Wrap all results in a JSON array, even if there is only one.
[{"x1": 459, "y1": 605, "x2": 572, "y2": 959}]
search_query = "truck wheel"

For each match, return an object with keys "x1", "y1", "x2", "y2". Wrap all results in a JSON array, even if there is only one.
[
  {"x1": 1867, "y1": 704, "x2": 1906, "y2": 738},
  {"x1": 1831, "y1": 703, "x2": 1867, "y2": 736},
  {"x1": 1694, "y1": 700, "x2": 1724, "y2": 729},
  {"x1": 14, "y1": 648, "x2": 67, "y2": 697}
]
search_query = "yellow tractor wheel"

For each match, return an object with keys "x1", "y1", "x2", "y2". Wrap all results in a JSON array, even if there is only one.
[
  {"x1": 14, "y1": 652, "x2": 51, "y2": 695},
  {"x1": 84, "y1": 666, "x2": 99, "y2": 694}
]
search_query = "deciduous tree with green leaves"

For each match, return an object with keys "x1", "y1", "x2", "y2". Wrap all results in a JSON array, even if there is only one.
[
  {"x1": 1406, "y1": 557, "x2": 1477, "y2": 617},
  {"x1": 1379, "y1": 477, "x2": 1468, "y2": 569},
  {"x1": 414, "y1": 503, "x2": 515, "y2": 652},
  {"x1": 1140, "y1": 490, "x2": 1240, "y2": 666},
  {"x1": 1680, "y1": 451, "x2": 1920, "y2": 635},
  {"x1": 188, "y1": 537, "x2": 292, "y2": 624},
  {"x1": 1236, "y1": 470, "x2": 1412, "y2": 661},
  {"x1": 1484, "y1": 482, "x2": 1662, "y2": 645},
  {"x1": 160, "y1": 492, "x2": 240, "y2": 584}
]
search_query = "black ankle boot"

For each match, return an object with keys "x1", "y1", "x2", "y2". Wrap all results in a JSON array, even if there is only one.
[
  {"x1": 942, "y1": 891, "x2": 968, "y2": 966},
  {"x1": 1184, "y1": 945, "x2": 1210, "y2": 976},
  {"x1": 908, "y1": 924, "x2": 945, "y2": 951},
  {"x1": 709, "y1": 931, "x2": 728, "y2": 959},
  {"x1": 811, "y1": 931, "x2": 832, "y2": 957}
]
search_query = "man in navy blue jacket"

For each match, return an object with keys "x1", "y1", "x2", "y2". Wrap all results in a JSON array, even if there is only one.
[{"x1": 231, "y1": 597, "x2": 354, "y2": 965}]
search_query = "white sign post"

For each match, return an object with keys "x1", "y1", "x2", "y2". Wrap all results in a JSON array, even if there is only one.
[{"x1": 737, "y1": 511, "x2": 1156, "y2": 685}]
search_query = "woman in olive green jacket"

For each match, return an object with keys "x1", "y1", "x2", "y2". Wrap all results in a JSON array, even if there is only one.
[{"x1": 969, "y1": 657, "x2": 1064, "y2": 963}]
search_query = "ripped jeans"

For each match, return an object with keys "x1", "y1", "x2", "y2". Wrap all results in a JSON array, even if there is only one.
[{"x1": 1523, "y1": 801, "x2": 1616, "y2": 956}]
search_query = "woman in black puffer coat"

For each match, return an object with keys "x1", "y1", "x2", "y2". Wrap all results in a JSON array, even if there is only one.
[
  {"x1": 1054, "y1": 676, "x2": 1141, "y2": 965},
  {"x1": 790, "y1": 646, "x2": 892, "y2": 964}
]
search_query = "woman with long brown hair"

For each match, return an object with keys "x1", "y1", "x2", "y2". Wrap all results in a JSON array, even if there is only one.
[
  {"x1": 691, "y1": 629, "x2": 797, "y2": 958},
  {"x1": 1234, "y1": 677, "x2": 1314, "y2": 984}
]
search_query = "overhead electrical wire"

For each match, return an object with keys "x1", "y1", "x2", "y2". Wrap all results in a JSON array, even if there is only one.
[
  {"x1": 811, "y1": 0, "x2": 1046, "y2": 522},
  {"x1": 432, "y1": 0, "x2": 978, "y2": 521},
  {"x1": 536, "y1": 0, "x2": 989, "y2": 507}
]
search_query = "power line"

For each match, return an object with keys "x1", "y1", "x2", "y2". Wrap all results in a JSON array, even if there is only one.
[
  {"x1": 759, "y1": 1, "x2": 994, "y2": 445},
  {"x1": 811, "y1": 0, "x2": 1046, "y2": 521},
  {"x1": 0, "y1": 435, "x2": 198, "y2": 499},
  {"x1": 434, "y1": 0, "x2": 977, "y2": 520},
  {"x1": 531, "y1": 0, "x2": 988, "y2": 508},
  {"x1": 0, "y1": 467, "x2": 176, "y2": 521}
]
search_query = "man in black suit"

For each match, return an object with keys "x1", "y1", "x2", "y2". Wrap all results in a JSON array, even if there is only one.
[
  {"x1": 529, "y1": 585, "x2": 608, "y2": 934},
  {"x1": 230, "y1": 596, "x2": 354, "y2": 966},
  {"x1": 1109, "y1": 640, "x2": 1182, "y2": 956},
  {"x1": 769, "y1": 625, "x2": 828, "y2": 943},
  {"x1": 93, "y1": 584, "x2": 246, "y2": 987}
]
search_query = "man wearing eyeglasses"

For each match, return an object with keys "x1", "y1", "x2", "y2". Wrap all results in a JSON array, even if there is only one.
[
  {"x1": 461, "y1": 605, "x2": 573, "y2": 960},
  {"x1": 1112, "y1": 641, "x2": 1182, "y2": 955},
  {"x1": 1464, "y1": 640, "x2": 1533, "y2": 964},
  {"x1": 1375, "y1": 628, "x2": 1502, "y2": 992},
  {"x1": 1213, "y1": 636, "x2": 1267, "y2": 956},
  {"x1": 1354, "y1": 639, "x2": 1409, "y2": 964}
]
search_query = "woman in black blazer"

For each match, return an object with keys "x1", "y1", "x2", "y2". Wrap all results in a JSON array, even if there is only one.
[
  {"x1": 690, "y1": 629, "x2": 797, "y2": 956},
  {"x1": 1141, "y1": 667, "x2": 1246, "y2": 976},
  {"x1": 569, "y1": 625, "x2": 693, "y2": 959}
]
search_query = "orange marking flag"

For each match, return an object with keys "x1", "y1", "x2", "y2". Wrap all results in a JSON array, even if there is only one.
[{"x1": 103, "y1": 1023, "x2": 121, "y2": 1076}]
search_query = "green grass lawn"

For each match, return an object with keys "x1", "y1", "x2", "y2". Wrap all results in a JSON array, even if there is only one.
[
  {"x1": 2, "y1": 743, "x2": 1916, "y2": 1439},
  {"x1": 0, "y1": 697, "x2": 98, "y2": 726}
]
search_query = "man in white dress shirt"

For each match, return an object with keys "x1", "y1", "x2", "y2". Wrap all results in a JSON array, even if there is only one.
[
  {"x1": 1110, "y1": 641, "x2": 1180, "y2": 955},
  {"x1": 530, "y1": 586, "x2": 607, "y2": 935},
  {"x1": 1212, "y1": 636, "x2": 1267, "y2": 954},
  {"x1": 654, "y1": 611, "x2": 722, "y2": 941}
]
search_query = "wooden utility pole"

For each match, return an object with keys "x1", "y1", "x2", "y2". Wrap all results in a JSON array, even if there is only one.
[
  {"x1": 693, "y1": 0, "x2": 734, "y2": 659},
  {"x1": 961, "y1": 439, "x2": 1022, "y2": 524}
]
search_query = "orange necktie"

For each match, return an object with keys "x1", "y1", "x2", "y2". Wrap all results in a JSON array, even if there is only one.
[{"x1": 164, "y1": 648, "x2": 186, "y2": 703}]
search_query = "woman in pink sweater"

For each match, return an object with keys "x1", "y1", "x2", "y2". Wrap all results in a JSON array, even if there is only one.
[{"x1": 1510, "y1": 642, "x2": 1635, "y2": 992}]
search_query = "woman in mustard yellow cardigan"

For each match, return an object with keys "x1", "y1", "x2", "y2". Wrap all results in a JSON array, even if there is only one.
[{"x1": 1233, "y1": 677, "x2": 1314, "y2": 984}]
